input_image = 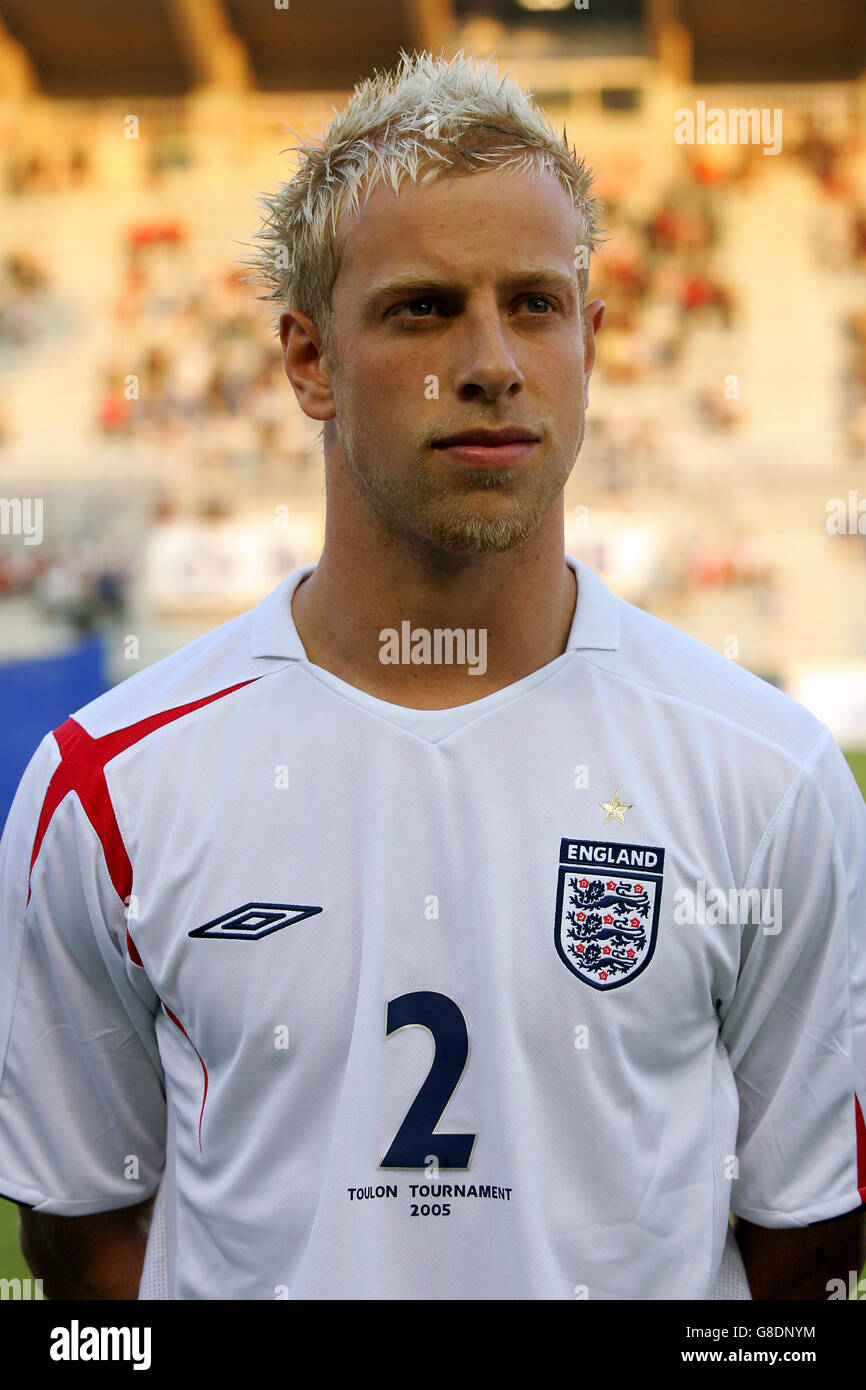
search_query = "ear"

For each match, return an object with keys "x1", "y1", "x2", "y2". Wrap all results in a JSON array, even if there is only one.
[
  {"x1": 581, "y1": 298, "x2": 605, "y2": 409},
  {"x1": 279, "y1": 309, "x2": 336, "y2": 421}
]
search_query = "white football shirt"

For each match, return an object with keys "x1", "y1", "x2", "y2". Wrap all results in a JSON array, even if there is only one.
[{"x1": 0, "y1": 554, "x2": 864, "y2": 1300}]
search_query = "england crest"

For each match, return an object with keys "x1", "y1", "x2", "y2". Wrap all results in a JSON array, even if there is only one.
[{"x1": 554, "y1": 838, "x2": 665, "y2": 990}]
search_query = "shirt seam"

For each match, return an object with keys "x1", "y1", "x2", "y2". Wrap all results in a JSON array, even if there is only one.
[
  {"x1": 731, "y1": 1192, "x2": 863, "y2": 1226},
  {"x1": 577, "y1": 646, "x2": 826, "y2": 775},
  {"x1": 740, "y1": 723, "x2": 834, "y2": 892}
]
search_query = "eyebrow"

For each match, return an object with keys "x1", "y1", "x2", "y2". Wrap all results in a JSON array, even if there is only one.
[{"x1": 362, "y1": 268, "x2": 576, "y2": 313}]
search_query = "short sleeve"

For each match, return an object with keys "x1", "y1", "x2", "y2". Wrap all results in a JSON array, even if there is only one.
[
  {"x1": 720, "y1": 725, "x2": 866, "y2": 1227},
  {"x1": 0, "y1": 731, "x2": 166, "y2": 1214}
]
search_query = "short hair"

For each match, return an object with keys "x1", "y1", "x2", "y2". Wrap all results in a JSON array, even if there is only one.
[{"x1": 246, "y1": 47, "x2": 603, "y2": 363}]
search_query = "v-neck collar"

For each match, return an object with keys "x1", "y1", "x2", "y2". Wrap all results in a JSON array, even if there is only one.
[{"x1": 249, "y1": 552, "x2": 622, "y2": 734}]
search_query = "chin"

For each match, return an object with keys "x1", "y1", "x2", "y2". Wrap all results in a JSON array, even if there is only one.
[{"x1": 422, "y1": 512, "x2": 546, "y2": 555}]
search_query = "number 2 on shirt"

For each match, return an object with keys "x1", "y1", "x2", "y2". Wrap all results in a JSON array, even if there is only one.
[{"x1": 380, "y1": 991, "x2": 476, "y2": 1168}]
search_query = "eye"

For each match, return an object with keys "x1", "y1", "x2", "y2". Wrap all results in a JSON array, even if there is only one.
[
  {"x1": 519, "y1": 296, "x2": 555, "y2": 314},
  {"x1": 390, "y1": 294, "x2": 557, "y2": 321},
  {"x1": 398, "y1": 298, "x2": 440, "y2": 318}
]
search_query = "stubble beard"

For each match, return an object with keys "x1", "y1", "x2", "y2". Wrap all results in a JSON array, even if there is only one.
[{"x1": 335, "y1": 409, "x2": 584, "y2": 558}]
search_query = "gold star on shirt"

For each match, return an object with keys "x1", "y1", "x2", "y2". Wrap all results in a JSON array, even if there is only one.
[{"x1": 598, "y1": 791, "x2": 633, "y2": 826}]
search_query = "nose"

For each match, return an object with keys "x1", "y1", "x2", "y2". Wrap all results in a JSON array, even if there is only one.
[{"x1": 453, "y1": 302, "x2": 525, "y2": 403}]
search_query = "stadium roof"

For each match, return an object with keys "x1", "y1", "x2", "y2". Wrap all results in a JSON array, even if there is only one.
[{"x1": 0, "y1": 0, "x2": 863, "y2": 97}]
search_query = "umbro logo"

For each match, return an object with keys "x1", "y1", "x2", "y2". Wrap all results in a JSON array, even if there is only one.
[{"x1": 189, "y1": 901, "x2": 323, "y2": 941}]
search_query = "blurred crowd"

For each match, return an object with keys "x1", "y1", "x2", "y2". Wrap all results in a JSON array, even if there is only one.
[
  {"x1": 0, "y1": 102, "x2": 864, "y2": 633},
  {"x1": 0, "y1": 250, "x2": 52, "y2": 350},
  {"x1": 843, "y1": 304, "x2": 866, "y2": 457},
  {"x1": 3, "y1": 144, "x2": 94, "y2": 197},
  {"x1": 0, "y1": 532, "x2": 132, "y2": 635},
  {"x1": 95, "y1": 223, "x2": 319, "y2": 470},
  {"x1": 592, "y1": 158, "x2": 740, "y2": 390}
]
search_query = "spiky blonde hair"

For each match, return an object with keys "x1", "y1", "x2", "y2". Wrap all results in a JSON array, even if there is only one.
[{"x1": 246, "y1": 47, "x2": 603, "y2": 363}]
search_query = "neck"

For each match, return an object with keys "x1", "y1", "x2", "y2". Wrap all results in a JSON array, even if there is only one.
[{"x1": 291, "y1": 498, "x2": 577, "y2": 710}]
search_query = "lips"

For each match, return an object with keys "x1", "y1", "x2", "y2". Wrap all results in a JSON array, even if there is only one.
[
  {"x1": 433, "y1": 428, "x2": 540, "y2": 448},
  {"x1": 431, "y1": 428, "x2": 540, "y2": 471}
]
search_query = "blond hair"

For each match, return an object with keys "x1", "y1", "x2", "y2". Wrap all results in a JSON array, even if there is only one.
[{"x1": 246, "y1": 47, "x2": 602, "y2": 362}]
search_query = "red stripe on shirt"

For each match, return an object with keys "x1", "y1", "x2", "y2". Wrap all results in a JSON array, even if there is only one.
[
  {"x1": 24, "y1": 680, "x2": 257, "y2": 1158},
  {"x1": 856, "y1": 1095, "x2": 866, "y2": 1203},
  {"x1": 27, "y1": 678, "x2": 260, "y2": 908},
  {"x1": 163, "y1": 1002, "x2": 209, "y2": 1152}
]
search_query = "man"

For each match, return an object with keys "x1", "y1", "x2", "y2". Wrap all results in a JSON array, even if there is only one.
[{"x1": 1, "y1": 50, "x2": 864, "y2": 1301}]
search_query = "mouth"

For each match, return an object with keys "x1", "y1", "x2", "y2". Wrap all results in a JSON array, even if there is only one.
[{"x1": 431, "y1": 428, "x2": 541, "y2": 469}]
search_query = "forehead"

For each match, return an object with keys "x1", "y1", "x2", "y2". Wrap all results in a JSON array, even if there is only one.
[{"x1": 334, "y1": 166, "x2": 578, "y2": 290}]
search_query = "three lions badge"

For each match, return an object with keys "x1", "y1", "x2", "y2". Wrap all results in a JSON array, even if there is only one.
[{"x1": 554, "y1": 838, "x2": 665, "y2": 990}]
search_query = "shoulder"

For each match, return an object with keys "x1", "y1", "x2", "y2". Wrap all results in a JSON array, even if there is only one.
[
  {"x1": 62, "y1": 596, "x2": 290, "y2": 744},
  {"x1": 577, "y1": 566, "x2": 826, "y2": 772},
  {"x1": 582, "y1": 580, "x2": 866, "y2": 886}
]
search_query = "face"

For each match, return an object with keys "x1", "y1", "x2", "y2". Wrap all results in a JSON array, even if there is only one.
[{"x1": 289, "y1": 166, "x2": 603, "y2": 557}]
